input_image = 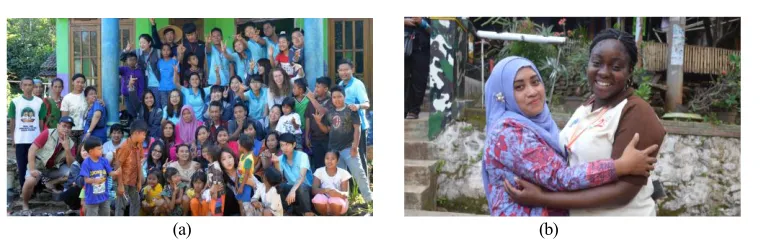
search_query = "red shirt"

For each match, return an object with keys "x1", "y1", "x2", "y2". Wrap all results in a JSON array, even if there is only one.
[{"x1": 33, "y1": 129, "x2": 65, "y2": 169}]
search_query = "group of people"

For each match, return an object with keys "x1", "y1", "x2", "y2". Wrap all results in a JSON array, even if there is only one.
[{"x1": 9, "y1": 20, "x2": 373, "y2": 216}]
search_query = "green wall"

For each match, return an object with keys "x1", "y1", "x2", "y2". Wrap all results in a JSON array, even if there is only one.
[{"x1": 55, "y1": 18, "x2": 69, "y2": 75}]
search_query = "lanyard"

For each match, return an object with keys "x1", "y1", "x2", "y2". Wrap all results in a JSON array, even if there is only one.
[{"x1": 565, "y1": 107, "x2": 609, "y2": 154}]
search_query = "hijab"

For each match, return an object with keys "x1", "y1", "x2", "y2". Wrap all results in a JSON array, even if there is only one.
[
  {"x1": 176, "y1": 105, "x2": 203, "y2": 145},
  {"x1": 481, "y1": 56, "x2": 563, "y2": 207}
]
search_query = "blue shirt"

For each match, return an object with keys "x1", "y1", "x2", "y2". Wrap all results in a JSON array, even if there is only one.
[
  {"x1": 340, "y1": 77, "x2": 370, "y2": 130},
  {"x1": 84, "y1": 101, "x2": 107, "y2": 140},
  {"x1": 247, "y1": 40, "x2": 266, "y2": 72},
  {"x1": 280, "y1": 151, "x2": 312, "y2": 187},
  {"x1": 265, "y1": 37, "x2": 280, "y2": 59},
  {"x1": 147, "y1": 64, "x2": 160, "y2": 88},
  {"x1": 181, "y1": 87, "x2": 211, "y2": 120},
  {"x1": 228, "y1": 48, "x2": 254, "y2": 79},
  {"x1": 162, "y1": 106, "x2": 181, "y2": 124},
  {"x1": 252, "y1": 139, "x2": 263, "y2": 156},
  {"x1": 158, "y1": 58, "x2": 179, "y2": 91},
  {"x1": 246, "y1": 88, "x2": 268, "y2": 121},
  {"x1": 207, "y1": 46, "x2": 230, "y2": 86},
  {"x1": 79, "y1": 156, "x2": 113, "y2": 205}
]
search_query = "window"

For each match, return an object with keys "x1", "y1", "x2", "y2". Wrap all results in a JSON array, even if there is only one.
[
  {"x1": 329, "y1": 19, "x2": 373, "y2": 107},
  {"x1": 69, "y1": 19, "x2": 135, "y2": 94}
]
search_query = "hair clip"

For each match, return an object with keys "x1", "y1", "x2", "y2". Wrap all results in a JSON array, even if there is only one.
[{"x1": 495, "y1": 92, "x2": 505, "y2": 103}]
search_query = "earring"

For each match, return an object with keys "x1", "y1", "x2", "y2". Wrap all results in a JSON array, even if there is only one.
[{"x1": 495, "y1": 92, "x2": 505, "y2": 103}]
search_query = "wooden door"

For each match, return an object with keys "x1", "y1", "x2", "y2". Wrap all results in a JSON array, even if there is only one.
[{"x1": 328, "y1": 18, "x2": 373, "y2": 109}]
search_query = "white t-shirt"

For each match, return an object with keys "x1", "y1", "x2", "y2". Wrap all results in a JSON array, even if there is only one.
[
  {"x1": 61, "y1": 92, "x2": 87, "y2": 131},
  {"x1": 275, "y1": 113, "x2": 302, "y2": 135},
  {"x1": 11, "y1": 96, "x2": 44, "y2": 144},
  {"x1": 263, "y1": 187, "x2": 283, "y2": 216},
  {"x1": 313, "y1": 167, "x2": 352, "y2": 190}
]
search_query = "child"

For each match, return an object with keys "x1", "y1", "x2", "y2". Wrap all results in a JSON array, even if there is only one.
[
  {"x1": 188, "y1": 171, "x2": 210, "y2": 216},
  {"x1": 311, "y1": 151, "x2": 351, "y2": 216},
  {"x1": 194, "y1": 142, "x2": 213, "y2": 172},
  {"x1": 182, "y1": 54, "x2": 205, "y2": 88},
  {"x1": 160, "y1": 167, "x2": 188, "y2": 216},
  {"x1": 237, "y1": 135, "x2": 264, "y2": 216},
  {"x1": 193, "y1": 125, "x2": 213, "y2": 157},
  {"x1": 275, "y1": 97, "x2": 302, "y2": 150},
  {"x1": 243, "y1": 121, "x2": 263, "y2": 157},
  {"x1": 216, "y1": 127, "x2": 240, "y2": 156},
  {"x1": 115, "y1": 120, "x2": 149, "y2": 216},
  {"x1": 259, "y1": 166, "x2": 284, "y2": 216},
  {"x1": 242, "y1": 75, "x2": 269, "y2": 121},
  {"x1": 305, "y1": 77, "x2": 332, "y2": 171},
  {"x1": 204, "y1": 87, "x2": 233, "y2": 122},
  {"x1": 292, "y1": 79, "x2": 309, "y2": 133},
  {"x1": 119, "y1": 51, "x2": 145, "y2": 120},
  {"x1": 205, "y1": 145, "x2": 225, "y2": 216},
  {"x1": 258, "y1": 131, "x2": 282, "y2": 177},
  {"x1": 157, "y1": 44, "x2": 179, "y2": 108},
  {"x1": 141, "y1": 170, "x2": 164, "y2": 216},
  {"x1": 79, "y1": 137, "x2": 116, "y2": 216}
]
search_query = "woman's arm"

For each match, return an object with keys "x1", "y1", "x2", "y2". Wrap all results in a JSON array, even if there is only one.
[
  {"x1": 86, "y1": 110, "x2": 102, "y2": 136},
  {"x1": 310, "y1": 177, "x2": 326, "y2": 196}
]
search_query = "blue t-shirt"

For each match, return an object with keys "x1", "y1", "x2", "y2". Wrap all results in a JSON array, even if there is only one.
[
  {"x1": 246, "y1": 88, "x2": 268, "y2": 121},
  {"x1": 147, "y1": 64, "x2": 160, "y2": 88},
  {"x1": 340, "y1": 77, "x2": 370, "y2": 130},
  {"x1": 162, "y1": 106, "x2": 181, "y2": 124},
  {"x1": 181, "y1": 86, "x2": 211, "y2": 120},
  {"x1": 79, "y1": 156, "x2": 113, "y2": 205},
  {"x1": 265, "y1": 37, "x2": 280, "y2": 59},
  {"x1": 280, "y1": 151, "x2": 313, "y2": 187},
  {"x1": 252, "y1": 139, "x2": 262, "y2": 156},
  {"x1": 207, "y1": 47, "x2": 230, "y2": 86},
  {"x1": 228, "y1": 49, "x2": 253, "y2": 79},
  {"x1": 246, "y1": 40, "x2": 266, "y2": 73},
  {"x1": 158, "y1": 58, "x2": 179, "y2": 91},
  {"x1": 84, "y1": 101, "x2": 108, "y2": 140}
]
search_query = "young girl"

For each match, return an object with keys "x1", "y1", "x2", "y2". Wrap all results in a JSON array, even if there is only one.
[
  {"x1": 163, "y1": 89, "x2": 184, "y2": 125},
  {"x1": 161, "y1": 121, "x2": 178, "y2": 162},
  {"x1": 259, "y1": 166, "x2": 284, "y2": 216},
  {"x1": 242, "y1": 75, "x2": 269, "y2": 121},
  {"x1": 204, "y1": 85, "x2": 233, "y2": 122},
  {"x1": 276, "y1": 97, "x2": 302, "y2": 150},
  {"x1": 258, "y1": 131, "x2": 282, "y2": 176},
  {"x1": 167, "y1": 144, "x2": 201, "y2": 185},
  {"x1": 216, "y1": 127, "x2": 240, "y2": 156},
  {"x1": 135, "y1": 90, "x2": 163, "y2": 139},
  {"x1": 227, "y1": 75, "x2": 246, "y2": 106},
  {"x1": 177, "y1": 72, "x2": 211, "y2": 121},
  {"x1": 141, "y1": 170, "x2": 165, "y2": 216},
  {"x1": 256, "y1": 58, "x2": 272, "y2": 89},
  {"x1": 227, "y1": 39, "x2": 253, "y2": 80},
  {"x1": 193, "y1": 125, "x2": 213, "y2": 157},
  {"x1": 311, "y1": 151, "x2": 351, "y2": 216},
  {"x1": 219, "y1": 147, "x2": 242, "y2": 216},
  {"x1": 243, "y1": 121, "x2": 264, "y2": 156},
  {"x1": 189, "y1": 171, "x2": 211, "y2": 216},
  {"x1": 205, "y1": 144, "x2": 225, "y2": 216},
  {"x1": 158, "y1": 44, "x2": 179, "y2": 107},
  {"x1": 160, "y1": 167, "x2": 189, "y2": 216}
]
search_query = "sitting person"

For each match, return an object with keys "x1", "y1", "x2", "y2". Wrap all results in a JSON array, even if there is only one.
[
  {"x1": 311, "y1": 151, "x2": 351, "y2": 216},
  {"x1": 141, "y1": 170, "x2": 164, "y2": 216}
]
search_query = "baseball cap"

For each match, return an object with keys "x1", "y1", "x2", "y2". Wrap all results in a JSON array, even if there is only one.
[{"x1": 59, "y1": 116, "x2": 75, "y2": 127}]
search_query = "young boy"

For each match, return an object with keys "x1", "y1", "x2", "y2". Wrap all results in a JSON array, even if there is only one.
[
  {"x1": 305, "y1": 77, "x2": 332, "y2": 171},
  {"x1": 237, "y1": 134, "x2": 262, "y2": 216},
  {"x1": 182, "y1": 54, "x2": 205, "y2": 88},
  {"x1": 79, "y1": 137, "x2": 117, "y2": 216},
  {"x1": 314, "y1": 87, "x2": 373, "y2": 203},
  {"x1": 119, "y1": 51, "x2": 146, "y2": 121},
  {"x1": 114, "y1": 120, "x2": 149, "y2": 216},
  {"x1": 292, "y1": 78, "x2": 309, "y2": 133}
]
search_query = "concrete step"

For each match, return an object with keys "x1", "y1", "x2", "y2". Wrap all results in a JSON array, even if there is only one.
[
  {"x1": 404, "y1": 159, "x2": 438, "y2": 187},
  {"x1": 404, "y1": 184, "x2": 436, "y2": 210},
  {"x1": 404, "y1": 112, "x2": 430, "y2": 142},
  {"x1": 404, "y1": 141, "x2": 437, "y2": 160},
  {"x1": 405, "y1": 209, "x2": 484, "y2": 216}
]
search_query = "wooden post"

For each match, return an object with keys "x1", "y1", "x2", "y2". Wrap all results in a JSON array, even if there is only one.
[
  {"x1": 666, "y1": 17, "x2": 686, "y2": 113},
  {"x1": 606, "y1": 17, "x2": 612, "y2": 29}
]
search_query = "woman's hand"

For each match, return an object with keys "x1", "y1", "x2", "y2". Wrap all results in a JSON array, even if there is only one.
[
  {"x1": 616, "y1": 133, "x2": 659, "y2": 177},
  {"x1": 503, "y1": 177, "x2": 545, "y2": 207}
]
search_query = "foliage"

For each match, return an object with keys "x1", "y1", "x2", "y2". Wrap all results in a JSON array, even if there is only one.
[
  {"x1": 6, "y1": 18, "x2": 56, "y2": 80},
  {"x1": 633, "y1": 67, "x2": 653, "y2": 102},
  {"x1": 688, "y1": 54, "x2": 741, "y2": 113},
  {"x1": 7, "y1": 81, "x2": 22, "y2": 109}
]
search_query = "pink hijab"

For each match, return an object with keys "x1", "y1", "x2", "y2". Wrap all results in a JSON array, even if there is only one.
[{"x1": 175, "y1": 105, "x2": 203, "y2": 145}]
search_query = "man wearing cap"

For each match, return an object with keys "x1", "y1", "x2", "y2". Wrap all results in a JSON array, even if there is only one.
[
  {"x1": 9, "y1": 77, "x2": 46, "y2": 191},
  {"x1": 150, "y1": 18, "x2": 181, "y2": 57},
  {"x1": 178, "y1": 22, "x2": 206, "y2": 77},
  {"x1": 20, "y1": 116, "x2": 76, "y2": 212}
]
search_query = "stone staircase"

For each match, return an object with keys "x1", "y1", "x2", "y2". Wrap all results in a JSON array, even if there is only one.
[{"x1": 404, "y1": 112, "x2": 439, "y2": 213}]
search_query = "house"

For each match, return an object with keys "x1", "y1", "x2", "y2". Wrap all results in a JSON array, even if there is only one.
[{"x1": 54, "y1": 18, "x2": 373, "y2": 125}]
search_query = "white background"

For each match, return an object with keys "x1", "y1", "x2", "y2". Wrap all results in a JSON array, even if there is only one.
[{"x1": 0, "y1": 0, "x2": 758, "y2": 239}]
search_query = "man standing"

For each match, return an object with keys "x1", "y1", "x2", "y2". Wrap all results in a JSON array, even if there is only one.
[
  {"x1": 150, "y1": 18, "x2": 181, "y2": 56},
  {"x1": 263, "y1": 21, "x2": 280, "y2": 60},
  {"x1": 115, "y1": 120, "x2": 149, "y2": 216},
  {"x1": 20, "y1": 116, "x2": 75, "y2": 212},
  {"x1": 336, "y1": 61, "x2": 371, "y2": 177},
  {"x1": 404, "y1": 17, "x2": 431, "y2": 120},
  {"x1": 9, "y1": 77, "x2": 47, "y2": 189}
]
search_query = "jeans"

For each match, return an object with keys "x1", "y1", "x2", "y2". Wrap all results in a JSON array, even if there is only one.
[
  {"x1": 115, "y1": 185, "x2": 140, "y2": 216},
  {"x1": 359, "y1": 129, "x2": 369, "y2": 176},
  {"x1": 277, "y1": 183, "x2": 312, "y2": 216},
  {"x1": 15, "y1": 144, "x2": 32, "y2": 189},
  {"x1": 309, "y1": 140, "x2": 329, "y2": 172},
  {"x1": 339, "y1": 147, "x2": 373, "y2": 202},
  {"x1": 85, "y1": 200, "x2": 110, "y2": 216}
]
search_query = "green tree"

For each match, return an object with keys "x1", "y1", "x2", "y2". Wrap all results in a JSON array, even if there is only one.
[{"x1": 6, "y1": 18, "x2": 56, "y2": 80}]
